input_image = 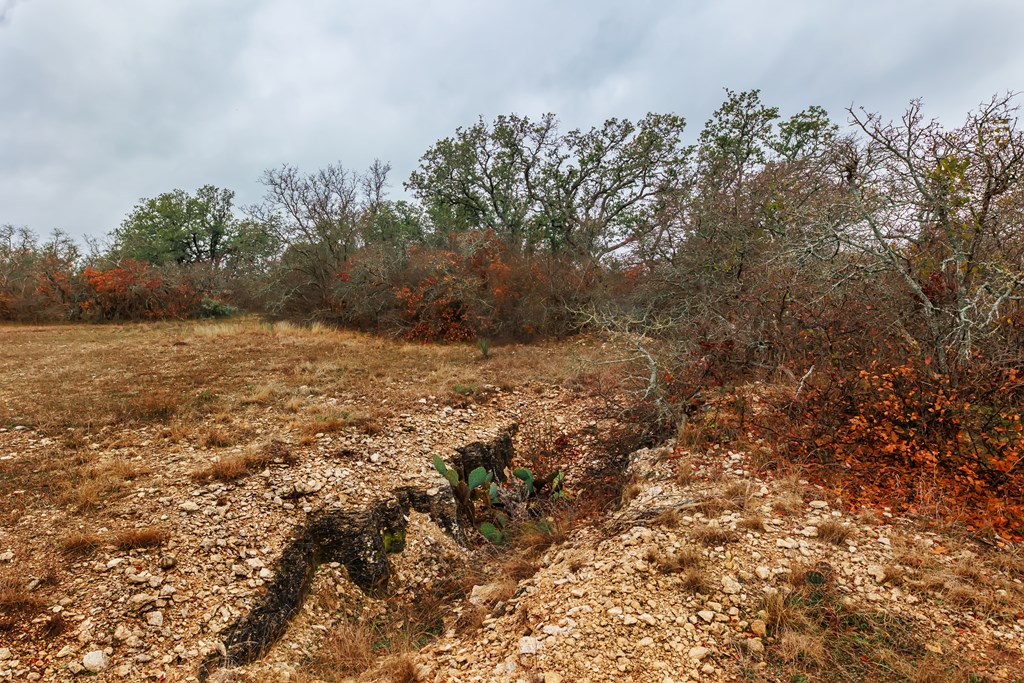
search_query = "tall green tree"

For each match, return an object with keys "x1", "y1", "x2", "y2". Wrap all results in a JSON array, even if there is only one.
[
  {"x1": 113, "y1": 185, "x2": 239, "y2": 266},
  {"x1": 406, "y1": 112, "x2": 689, "y2": 258}
]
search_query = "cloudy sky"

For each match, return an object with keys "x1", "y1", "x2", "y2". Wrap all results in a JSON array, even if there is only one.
[{"x1": 1, "y1": 0, "x2": 1022, "y2": 241}]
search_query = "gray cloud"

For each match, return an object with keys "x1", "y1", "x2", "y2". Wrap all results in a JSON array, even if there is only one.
[
  {"x1": 0, "y1": 0, "x2": 25, "y2": 25},
  {"x1": 2, "y1": 0, "x2": 1022, "y2": 240}
]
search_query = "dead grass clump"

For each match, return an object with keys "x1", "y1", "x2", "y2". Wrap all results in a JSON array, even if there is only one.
[
  {"x1": 58, "y1": 456, "x2": 151, "y2": 511},
  {"x1": 516, "y1": 519, "x2": 568, "y2": 556},
  {"x1": 375, "y1": 654, "x2": 422, "y2": 683},
  {"x1": 41, "y1": 612, "x2": 66, "y2": 639},
  {"x1": 346, "y1": 415, "x2": 383, "y2": 435},
  {"x1": 723, "y1": 480, "x2": 754, "y2": 510},
  {"x1": 738, "y1": 515, "x2": 766, "y2": 532},
  {"x1": 112, "y1": 527, "x2": 169, "y2": 550},
  {"x1": 241, "y1": 382, "x2": 282, "y2": 405},
  {"x1": 192, "y1": 440, "x2": 293, "y2": 482},
  {"x1": 62, "y1": 532, "x2": 102, "y2": 558},
  {"x1": 990, "y1": 547, "x2": 1024, "y2": 579},
  {"x1": 620, "y1": 480, "x2": 644, "y2": 506},
  {"x1": 681, "y1": 567, "x2": 711, "y2": 594},
  {"x1": 675, "y1": 458, "x2": 695, "y2": 486},
  {"x1": 676, "y1": 419, "x2": 713, "y2": 448},
  {"x1": 696, "y1": 496, "x2": 727, "y2": 517},
  {"x1": 816, "y1": 520, "x2": 851, "y2": 545},
  {"x1": 199, "y1": 426, "x2": 234, "y2": 448},
  {"x1": 857, "y1": 508, "x2": 883, "y2": 525},
  {"x1": 882, "y1": 563, "x2": 906, "y2": 586},
  {"x1": 0, "y1": 574, "x2": 42, "y2": 630},
  {"x1": 942, "y1": 582, "x2": 992, "y2": 611},
  {"x1": 656, "y1": 545, "x2": 703, "y2": 574},
  {"x1": 499, "y1": 555, "x2": 538, "y2": 583},
  {"x1": 692, "y1": 524, "x2": 739, "y2": 546},
  {"x1": 653, "y1": 507, "x2": 681, "y2": 528},
  {"x1": 952, "y1": 560, "x2": 986, "y2": 586},
  {"x1": 773, "y1": 492, "x2": 804, "y2": 516},
  {"x1": 313, "y1": 620, "x2": 377, "y2": 676},
  {"x1": 778, "y1": 630, "x2": 827, "y2": 667},
  {"x1": 117, "y1": 390, "x2": 179, "y2": 423},
  {"x1": 192, "y1": 454, "x2": 248, "y2": 482}
]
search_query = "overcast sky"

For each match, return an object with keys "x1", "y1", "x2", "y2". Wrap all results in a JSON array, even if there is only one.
[{"x1": 1, "y1": 0, "x2": 1022, "y2": 241}]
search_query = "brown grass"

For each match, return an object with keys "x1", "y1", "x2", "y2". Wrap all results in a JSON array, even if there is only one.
[
  {"x1": 619, "y1": 480, "x2": 644, "y2": 506},
  {"x1": 116, "y1": 390, "x2": 179, "y2": 423},
  {"x1": 199, "y1": 426, "x2": 234, "y2": 448},
  {"x1": 653, "y1": 507, "x2": 681, "y2": 528},
  {"x1": 990, "y1": 546, "x2": 1024, "y2": 578},
  {"x1": 760, "y1": 561, "x2": 979, "y2": 683},
  {"x1": 692, "y1": 524, "x2": 739, "y2": 546},
  {"x1": 0, "y1": 320, "x2": 580, "y2": 436},
  {"x1": 313, "y1": 619, "x2": 377, "y2": 676},
  {"x1": 681, "y1": 567, "x2": 711, "y2": 594},
  {"x1": 376, "y1": 654, "x2": 422, "y2": 683},
  {"x1": 815, "y1": 520, "x2": 851, "y2": 545},
  {"x1": 655, "y1": 545, "x2": 703, "y2": 574},
  {"x1": 62, "y1": 532, "x2": 103, "y2": 558},
  {"x1": 738, "y1": 514, "x2": 766, "y2": 532},
  {"x1": 191, "y1": 440, "x2": 294, "y2": 482},
  {"x1": 674, "y1": 457, "x2": 695, "y2": 486},
  {"x1": 0, "y1": 574, "x2": 42, "y2": 630},
  {"x1": 41, "y1": 612, "x2": 66, "y2": 639},
  {"x1": 112, "y1": 527, "x2": 169, "y2": 550}
]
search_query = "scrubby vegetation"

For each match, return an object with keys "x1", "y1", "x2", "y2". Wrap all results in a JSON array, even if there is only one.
[{"x1": 4, "y1": 90, "x2": 1024, "y2": 542}]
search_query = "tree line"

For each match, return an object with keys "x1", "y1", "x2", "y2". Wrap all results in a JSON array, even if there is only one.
[
  {"x1": 5, "y1": 89, "x2": 1024, "y2": 536},
  {"x1": 3, "y1": 89, "x2": 1022, "y2": 376}
]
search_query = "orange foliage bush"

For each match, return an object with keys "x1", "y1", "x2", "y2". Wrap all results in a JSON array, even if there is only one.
[
  {"x1": 761, "y1": 361, "x2": 1024, "y2": 541},
  {"x1": 80, "y1": 260, "x2": 202, "y2": 321},
  {"x1": 388, "y1": 232, "x2": 598, "y2": 342}
]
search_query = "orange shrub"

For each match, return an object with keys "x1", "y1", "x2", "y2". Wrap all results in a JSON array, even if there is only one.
[
  {"x1": 761, "y1": 361, "x2": 1024, "y2": 540},
  {"x1": 80, "y1": 260, "x2": 202, "y2": 321}
]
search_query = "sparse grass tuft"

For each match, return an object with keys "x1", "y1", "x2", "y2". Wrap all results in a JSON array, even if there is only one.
[
  {"x1": 620, "y1": 480, "x2": 644, "y2": 506},
  {"x1": 62, "y1": 532, "x2": 103, "y2": 558},
  {"x1": 112, "y1": 527, "x2": 169, "y2": 550},
  {"x1": 378, "y1": 654, "x2": 422, "y2": 683},
  {"x1": 313, "y1": 619, "x2": 377, "y2": 676},
  {"x1": 653, "y1": 507, "x2": 681, "y2": 528},
  {"x1": 191, "y1": 440, "x2": 294, "y2": 482},
  {"x1": 117, "y1": 390, "x2": 179, "y2": 423},
  {"x1": 681, "y1": 567, "x2": 710, "y2": 594},
  {"x1": 655, "y1": 545, "x2": 703, "y2": 574},
  {"x1": 761, "y1": 557, "x2": 978, "y2": 683},
  {"x1": 692, "y1": 524, "x2": 739, "y2": 546},
  {"x1": 816, "y1": 520, "x2": 851, "y2": 545},
  {"x1": 738, "y1": 514, "x2": 766, "y2": 532},
  {"x1": 0, "y1": 574, "x2": 42, "y2": 631},
  {"x1": 41, "y1": 612, "x2": 66, "y2": 639},
  {"x1": 199, "y1": 426, "x2": 234, "y2": 448}
]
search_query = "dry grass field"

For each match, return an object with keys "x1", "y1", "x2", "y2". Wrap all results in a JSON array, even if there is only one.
[
  {"x1": 0, "y1": 319, "x2": 614, "y2": 681},
  {"x1": 0, "y1": 318, "x2": 590, "y2": 519}
]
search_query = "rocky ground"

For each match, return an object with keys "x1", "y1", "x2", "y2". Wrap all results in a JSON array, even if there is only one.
[
  {"x1": 0, "y1": 384, "x2": 604, "y2": 682},
  {"x1": 405, "y1": 441, "x2": 1024, "y2": 683},
  {"x1": 1, "y1": 323, "x2": 1022, "y2": 683}
]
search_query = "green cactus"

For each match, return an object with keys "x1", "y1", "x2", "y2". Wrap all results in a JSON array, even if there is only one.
[
  {"x1": 467, "y1": 466, "x2": 491, "y2": 491},
  {"x1": 432, "y1": 454, "x2": 459, "y2": 488},
  {"x1": 513, "y1": 467, "x2": 535, "y2": 496},
  {"x1": 383, "y1": 528, "x2": 406, "y2": 554},
  {"x1": 478, "y1": 522, "x2": 505, "y2": 543}
]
